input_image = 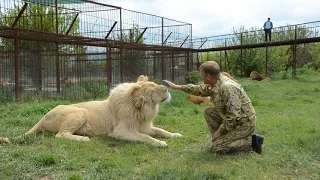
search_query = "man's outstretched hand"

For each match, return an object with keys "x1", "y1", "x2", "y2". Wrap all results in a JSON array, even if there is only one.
[{"x1": 163, "y1": 80, "x2": 181, "y2": 90}]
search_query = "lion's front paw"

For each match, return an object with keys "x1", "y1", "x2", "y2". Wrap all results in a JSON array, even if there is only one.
[
  {"x1": 171, "y1": 133, "x2": 182, "y2": 138},
  {"x1": 153, "y1": 140, "x2": 168, "y2": 147},
  {"x1": 80, "y1": 136, "x2": 90, "y2": 142}
]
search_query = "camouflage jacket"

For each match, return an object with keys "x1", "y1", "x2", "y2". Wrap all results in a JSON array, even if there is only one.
[{"x1": 181, "y1": 74, "x2": 256, "y2": 134}]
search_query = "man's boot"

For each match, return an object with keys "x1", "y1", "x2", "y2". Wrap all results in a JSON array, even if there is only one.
[{"x1": 252, "y1": 134, "x2": 264, "y2": 154}]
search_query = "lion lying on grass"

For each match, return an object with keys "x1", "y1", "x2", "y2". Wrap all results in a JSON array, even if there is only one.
[
  {"x1": 0, "y1": 75, "x2": 182, "y2": 147},
  {"x1": 250, "y1": 71, "x2": 272, "y2": 81},
  {"x1": 186, "y1": 94, "x2": 211, "y2": 105}
]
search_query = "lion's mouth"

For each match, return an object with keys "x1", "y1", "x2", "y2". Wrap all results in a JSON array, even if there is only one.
[{"x1": 161, "y1": 92, "x2": 171, "y2": 103}]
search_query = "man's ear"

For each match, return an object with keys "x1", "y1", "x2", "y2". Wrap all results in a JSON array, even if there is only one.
[{"x1": 134, "y1": 95, "x2": 145, "y2": 108}]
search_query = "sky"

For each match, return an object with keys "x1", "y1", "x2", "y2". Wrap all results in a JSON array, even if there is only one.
[{"x1": 98, "y1": 0, "x2": 320, "y2": 38}]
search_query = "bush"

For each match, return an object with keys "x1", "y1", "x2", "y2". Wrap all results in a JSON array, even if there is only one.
[
  {"x1": 185, "y1": 70, "x2": 202, "y2": 84},
  {"x1": 63, "y1": 82, "x2": 107, "y2": 101},
  {"x1": 0, "y1": 85, "x2": 14, "y2": 103}
]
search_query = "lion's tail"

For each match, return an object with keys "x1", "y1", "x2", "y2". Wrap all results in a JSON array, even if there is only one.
[
  {"x1": 0, "y1": 137, "x2": 10, "y2": 144},
  {"x1": 0, "y1": 119, "x2": 43, "y2": 144}
]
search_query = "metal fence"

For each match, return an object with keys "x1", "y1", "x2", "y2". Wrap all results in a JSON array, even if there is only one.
[{"x1": 0, "y1": 0, "x2": 194, "y2": 103}]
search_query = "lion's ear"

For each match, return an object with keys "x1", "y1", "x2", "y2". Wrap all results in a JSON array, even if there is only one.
[
  {"x1": 137, "y1": 75, "x2": 148, "y2": 82},
  {"x1": 134, "y1": 95, "x2": 145, "y2": 108},
  {"x1": 126, "y1": 84, "x2": 142, "y2": 95}
]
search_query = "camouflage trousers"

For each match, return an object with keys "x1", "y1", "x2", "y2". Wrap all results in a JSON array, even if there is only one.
[{"x1": 204, "y1": 107, "x2": 255, "y2": 154}]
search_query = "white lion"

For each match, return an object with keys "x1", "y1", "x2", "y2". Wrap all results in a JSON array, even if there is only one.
[{"x1": 0, "y1": 75, "x2": 182, "y2": 147}]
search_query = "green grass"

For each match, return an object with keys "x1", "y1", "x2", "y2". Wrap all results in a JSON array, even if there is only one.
[{"x1": 1, "y1": 70, "x2": 320, "y2": 180}]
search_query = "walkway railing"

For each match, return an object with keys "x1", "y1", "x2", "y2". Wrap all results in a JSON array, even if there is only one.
[{"x1": 192, "y1": 21, "x2": 320, "y2": 51}]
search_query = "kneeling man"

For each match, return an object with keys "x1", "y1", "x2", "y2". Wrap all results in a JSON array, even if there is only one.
[{"x1": 163, "y1": 61, "x2": 264, "y2": 154}]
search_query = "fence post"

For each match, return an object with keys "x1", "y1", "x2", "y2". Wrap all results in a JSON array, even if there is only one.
[
  {"x1": 187, "y1": 51, "x2": 190, "y2": 72},
  {"x1": 161, "y1": 17, "x2": 165, "y2": 80},
  {"x1": 119, "y1": 8, "x2": 123, "y2": 82},
  {"x1": 292, "y1": 25, "x2": 297, "y2": 78},
  {"x1": 55, "y1": 0, "x2": 60, "y2": 93},
  {"x1": 224, "y1": 39, "x2": 227, "y2": 71},
  {"x1": 14, "y1": 30, "x2": 20, "y2": 102},
  {"x1": 240, "y1": 32, "x2": 243, "y2": 77},
  {"x1": 171, "y1": 51, "x2": 174, "y2": 82},
  {"x1": 106, "y1": 46, "x2": 112, "y2": 91},
  {"x1": 219, "y1": 51, "x2": 222, "y2": 70},
  {"x1": 153, "y1": 51, "x2": 156, "y2": 79}
]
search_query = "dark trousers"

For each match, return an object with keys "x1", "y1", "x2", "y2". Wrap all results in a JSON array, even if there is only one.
[{"x1": 264, "y1": 29, "x2": 272, "y2": 41}]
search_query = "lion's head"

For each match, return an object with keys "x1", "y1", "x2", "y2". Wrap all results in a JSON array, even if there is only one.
[
  {"x1": 132, "y1": 75, "x2": 171, "y2": 107},
  {"x1": 250, "y1": 71, "x2": 263, "y2": 81},
  {"x1": 108, "y1": 75, "x2": 171, "y2": 109}
]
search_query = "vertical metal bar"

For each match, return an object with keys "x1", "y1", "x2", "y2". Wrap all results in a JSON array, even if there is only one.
[
  {"x1": 190, "y1": 24, "x2": 193, "y2": 49},
  {"x1": 14, "y1": 30, "x2": 20, "y2": 102},
  {"x1": 244, "y1": 48, "x2": 247, "y2": 76},
  {"x1": 240, "y1": 33, "x2": 243, "y2": 77},
  {"x1": 190, "y1": 24, "x2": 193, "y2": 71},
  {"x1": 55, "y1": 0, "x2": 59, "y2": 34},
  {"x1": 219, "y1": 51, "x2": 222, "y2": 70},
  {"x1": 55, "y1": 0, "x2": 60, "y2": 93},
  {"x1": 106, "y1": 46, "x2": 112, "y2": 91},
  {"x1": 196, "y1": 52, "x2": 200, "y2": 70},
  {"x1": 161, "y1": 17, "x2": 165, "y2": 80},
  {"x1": 153, "y1": 51, "x2": 156, "y2": 79},
  {"x1": 224, "y1": 39, "x2": 227, "y2": 71},
  {"x1": 39, "y1": 14, "x2": 44, "y2": 91},
  {"x1": 119, "y1": 8, "x2": 123, "y2": 82},
  {"x1": 292, "y1": 25, "x2": 297, "y2": 78},
  {"x1": 171, "y1": 51, "x2": 174, "y2": 82},
  {"x1": 37, "y1": 42, "x2": 42, "y2": 91},
  {"x1": 187, "y1": 51, "x2": 190, "y2": 72}
]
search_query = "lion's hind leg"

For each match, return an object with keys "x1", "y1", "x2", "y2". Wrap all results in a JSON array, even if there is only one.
[{"x1": 55, "y1": 110, "x2": 90, "y2": 142}]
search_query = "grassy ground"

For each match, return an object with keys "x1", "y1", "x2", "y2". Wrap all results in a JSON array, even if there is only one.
[{"x1": 0, "y1": 70, "x2": 320, "y2": 180}]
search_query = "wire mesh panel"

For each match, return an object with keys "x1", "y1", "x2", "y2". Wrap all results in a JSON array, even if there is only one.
[
  {"x1": 0, "y1": 38, "x2": 15, "y2": 103},
  {"x1": 0, "y1": 0, "x2": 193, "y2": 103}
]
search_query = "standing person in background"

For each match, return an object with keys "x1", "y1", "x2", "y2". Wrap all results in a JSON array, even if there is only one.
[{"x1": 264, "y1": 17, "x2": 273, "y2": 41}]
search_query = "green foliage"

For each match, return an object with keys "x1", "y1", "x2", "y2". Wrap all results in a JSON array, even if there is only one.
[
  {"x1": 309, "y1": 42, "x2": 320, "y2": 70},
  {"x1": 68, "y1": 174, "x2": 83, "y2": 180},
  {"x1": 63, "y1": 82, "x2": 107, "y2": 101},
  {"x1": 185, "y1": 70, "x2": 202, "y2": 84},
  {"x1": 0, "y1": 86, "x2": 14, "y2": 103},
  {"x1": 35, "y1": 154, "x2": 56, "y2": 167}
]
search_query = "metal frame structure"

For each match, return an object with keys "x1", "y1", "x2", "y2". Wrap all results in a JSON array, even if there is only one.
[
  {"x1": 0, "y1": 0, "x2": 193, "y2": 102},
  {"x1": 0, "y1": 0, "x2": 319, "y2": 103}
]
